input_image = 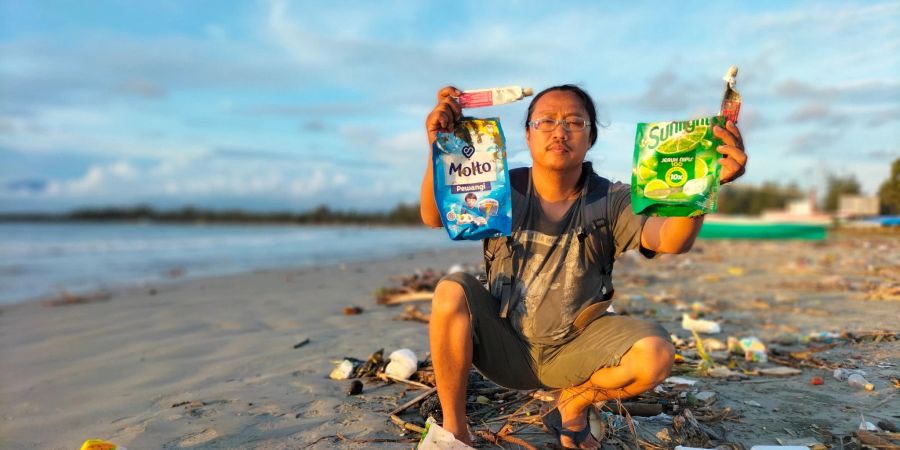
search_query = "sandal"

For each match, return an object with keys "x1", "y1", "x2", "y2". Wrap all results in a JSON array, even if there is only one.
[{"x1": 541, "y1": 407, "x2": 592, "y2": 448}]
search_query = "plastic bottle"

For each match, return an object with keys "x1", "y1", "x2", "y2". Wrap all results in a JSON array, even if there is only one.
[
  {"x1": 847, "y1": 373, "x2": 875, "y2": 391},
  {"x1": 457, "y1": 86, "x2": 533, "y2": 109},
  {"x1": 719, "y1": 66, "x2": 741, "y2": 123},
  {"x1": 833, "y1": 367, "x2": 865, "y2": 381}
]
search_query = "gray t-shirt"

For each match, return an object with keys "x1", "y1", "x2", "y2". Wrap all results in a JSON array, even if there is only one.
[{"x1": 486, "y1": 165, "x2": 645, "y2": 343}]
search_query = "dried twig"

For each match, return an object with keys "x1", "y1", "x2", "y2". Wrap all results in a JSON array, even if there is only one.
[
  {"x1": 389, "y1": 414, "x2": 425, "y2": 434},
  {"x1": 599, "y1": 402, "x2": 663, "y2": 417},
  {"x1": 768, "y1": 352, "x2": 837, "y2": 370},
  {"x1": 474, "y1": 429, "x2": 539, "y2": 450},
  {"x1": 529, "y1": 389, "x2": 556, "y2": 402},
  {"x1": 695, "y1": 406, "x2": 737, "y2": 423},
  {"x1": 377, "y1": 373, "x2": 432, "y2": 389},
  {"x1": 388, "y1": 387, "x2": 437, "y2": 416},
  {"x1": 302, "y1": 434, "x2": 416, "y2": 448},
  {"x1": 872, "y1": 391, "x2": 897, "y2": 410}
]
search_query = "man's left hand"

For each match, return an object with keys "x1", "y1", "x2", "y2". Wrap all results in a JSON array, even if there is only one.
[{"x1": 713, "y1": 121, "x2": 747, "y2": 184}]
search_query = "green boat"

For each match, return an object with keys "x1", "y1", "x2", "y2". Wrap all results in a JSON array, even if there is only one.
[{"x1": 699, "y1": 218, "x2": 828, "y2": 240}]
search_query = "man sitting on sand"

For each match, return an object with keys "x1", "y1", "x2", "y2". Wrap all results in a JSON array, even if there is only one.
[{"x1": 420, "y1": 85, "x2": 748, "y2": 448}]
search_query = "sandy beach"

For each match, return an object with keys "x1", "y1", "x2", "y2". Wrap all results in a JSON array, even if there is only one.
[{"x1": 1, "y1": 235, "x2": 898, "y2": 449}]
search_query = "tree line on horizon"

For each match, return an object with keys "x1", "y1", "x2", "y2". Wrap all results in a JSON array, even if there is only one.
[
  {"x1": 718, "y1": 161, "x2": 898, "y2": 215},
  {"x1": 0, "y1": 203, "x2": 424, "y2": 225}
]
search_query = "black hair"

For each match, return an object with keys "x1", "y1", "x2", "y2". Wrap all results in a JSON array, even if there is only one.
[
  {"x1": 525, "y1": 84, "x2": 599, "y2": 146},
  {"x1": 464, "y1": 193, "x2": 477, "y2": 201}
]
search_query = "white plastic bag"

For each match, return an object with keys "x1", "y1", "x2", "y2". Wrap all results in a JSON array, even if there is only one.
[{"x1": 418, "y1": 417, "x2": 474, "y2": 449}]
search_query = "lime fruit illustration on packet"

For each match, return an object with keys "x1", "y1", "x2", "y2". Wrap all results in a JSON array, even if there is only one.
[{"x1": 632, "y1": 67, "x2": 741, "y2": 217}]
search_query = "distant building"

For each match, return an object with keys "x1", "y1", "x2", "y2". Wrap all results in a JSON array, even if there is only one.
[
  {"x1": 838, "y1": 195, "x2": 880, "y2": 218},
  {"x1": 761, "y1": 192, "x2": 831, "y2": 224},
  {"x1": 787, "y1": 197, "x2": 815, "y2": 215}
]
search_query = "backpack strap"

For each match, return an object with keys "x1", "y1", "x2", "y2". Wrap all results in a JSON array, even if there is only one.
[
  {"x1": 576, "y1": 172, "x2": 615, "y2": 300},
  {"x1": 482, "y1": 167, "x2": 529, "y2": 281},
  {"x1": 497, "y1": 168, "x2": 531, "y2": 318},
  {"x1": 571, "y1": 172, "x2": 617, "y2": 332},
  {"x1": 482, "y1": 167, "x2": 530, "y2": 318}
]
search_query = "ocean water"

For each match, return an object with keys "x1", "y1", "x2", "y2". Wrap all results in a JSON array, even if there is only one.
[{"x1": 0, "y1": 222, "x2": 473, "y2": 305}]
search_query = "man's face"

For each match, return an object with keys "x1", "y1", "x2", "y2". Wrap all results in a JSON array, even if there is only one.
[
  {"x1": 465, "y1": 197, "x2": 476, "y2": 208},
  {"x1": 525, "y1": 90, "x2": 592, "y2": 172}
]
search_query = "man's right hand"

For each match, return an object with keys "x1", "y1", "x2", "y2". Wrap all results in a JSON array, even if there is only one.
[
  {"x1": 420, "y1": 86, "x2": 462, "y2": 228},
  {"x1": 425, "y1": 86, "x2": 462, "y2": 145}
]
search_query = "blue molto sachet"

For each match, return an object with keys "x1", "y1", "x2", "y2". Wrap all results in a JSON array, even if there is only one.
[{"x1": 432, "y1": 118, "x2": 512, "y2": 240}]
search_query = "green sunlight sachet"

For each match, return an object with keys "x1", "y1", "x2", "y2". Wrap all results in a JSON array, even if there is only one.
[{"x1": 631, "y1": 116, "x2": 726, "y2": 217}]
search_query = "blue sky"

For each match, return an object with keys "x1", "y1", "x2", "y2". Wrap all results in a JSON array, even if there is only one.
[{"x1": 1, "y1": 0, "x2": 898, "y2": 213}]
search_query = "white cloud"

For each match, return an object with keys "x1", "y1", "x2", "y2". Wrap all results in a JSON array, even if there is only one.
[
  {"x1": 151, "y1": 152, "x2": 206, "y2": 176},
  {"x1": 744, "y1": 2, "x2": 899, "y2": 34},
  {"x1": 776, "y1": 79, "x2": 900, "y2": 104},
  {"x1": 288, "y1": 168, "x2": 348, "y2": 197},
  {"x1": 108, "y1": 161, "x2": 137, "y2": 179},
  {"x1": 44, "y1": 160, "x2": 139, "y2": 196}
]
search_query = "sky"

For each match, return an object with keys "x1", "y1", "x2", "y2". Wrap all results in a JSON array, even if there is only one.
[{"x1": 1, "y1": 0, "x2": 898, "y2": 213}]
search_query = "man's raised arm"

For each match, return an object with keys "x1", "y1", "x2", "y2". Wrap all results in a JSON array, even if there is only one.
[{"x1": 420, "y1": 86, "x2": 462, "y2": 228}]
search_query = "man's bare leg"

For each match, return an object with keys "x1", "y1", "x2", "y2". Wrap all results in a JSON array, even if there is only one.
[
  {"x1": 553, "y1": 336, "x2": 675, "y2": 449},
  {"x1": 429, "y1": 280, "x2": 474, "y2": 444}
]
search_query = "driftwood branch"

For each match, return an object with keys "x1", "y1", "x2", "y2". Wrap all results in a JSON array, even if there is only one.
[{"x1": 378, "y1": 291, "x2": 433, "y2": 305}]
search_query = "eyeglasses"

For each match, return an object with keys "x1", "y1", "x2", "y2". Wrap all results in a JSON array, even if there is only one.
[{"x1": 527, "y1": 117, "x2": 591, "y2": 132}]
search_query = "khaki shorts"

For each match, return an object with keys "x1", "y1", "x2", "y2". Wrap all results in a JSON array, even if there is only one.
[{"x1": 441, "y1": 272, "x2": 670, "y2": 389}]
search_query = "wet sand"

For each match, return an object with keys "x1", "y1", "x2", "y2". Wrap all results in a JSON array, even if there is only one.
[{"x1": 0, "y1": 235, "x2": 897, "y2": 449}]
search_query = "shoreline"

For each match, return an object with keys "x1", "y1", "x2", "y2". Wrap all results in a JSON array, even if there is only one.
[
  {"x1": 3, "y1": 222, "x2": 894, "y2": 307},
  {"x1": 1, "y1": 243, "x2": 478, "y2": 310},
  {"x1": 0, "y1": 222, "x2": 474, "y2": 307}
]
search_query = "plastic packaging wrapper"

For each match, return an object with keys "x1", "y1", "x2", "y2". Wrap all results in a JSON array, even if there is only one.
[
  {"x1": 632, "y1": 116, "x2": 726, "y2": 217},
  {"x1": 433, "y1": 118, "x2": 511, "y2": 240},
  {"x1": 417, "y1": 417, "x2": 474, "y2": 449}
]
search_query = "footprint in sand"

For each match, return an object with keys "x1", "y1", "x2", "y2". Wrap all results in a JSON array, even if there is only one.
[{"x1": 178, "y1": 428, "x2": 218, "y2": 447}]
